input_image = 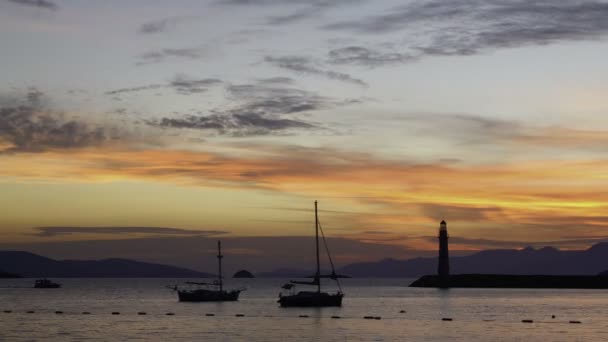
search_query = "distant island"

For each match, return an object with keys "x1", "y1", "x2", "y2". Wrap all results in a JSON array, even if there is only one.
[
  {"x1": 233, "y1": 270, "x2": 255, "y2": 278},
  {"x1": 0, "y1": 251, "x2": 211, "y2": 278}
]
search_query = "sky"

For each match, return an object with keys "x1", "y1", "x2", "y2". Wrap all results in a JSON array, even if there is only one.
[{"x1": 1, "y1": 0, "x2": 608, "y2": 272}]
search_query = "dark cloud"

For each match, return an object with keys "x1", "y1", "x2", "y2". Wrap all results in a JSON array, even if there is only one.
[
  {"x1": 158, "y1": 113, "x2": 314, "y2": 135},
  {"x1": 170, "y1": 74, "x2": 223, "y2": 95},
  {"x1": 136, "y1": 47, "x2": 209, "y2": 65},
  {"x1": 104, "y1": 84, "x2": 165, "y2": 96},
  {"x1": 153, "y1": 82, "x2": 327, "y2": 136},
  {"x1": 31, "y1": 226, "x2": 227, "y2": 237},
  {"x1": 265, "y1": 0, "x2": 364, "y2": 25},
  {"x1": 0, "y1": 90, "x2": 109, "y2": 152},
  {"x1": 217, "y1": 0, "x2": 364, "y2": 26},
  {"x1": 105, "y1": 74, "x2": 223, "y2": 96},
  {"x1": 138, "y1": 16, "x2": 194, "y2": 34},
  {"x1": 7, "y1": 0, "x2": 58, "y2": 10},
  {"x1": 264, "y1": 55, "x2": 367, "y2": 86},
  {"x1": 257, "y1": 77, "x2": 295, "y2": 85},
  {"x1": 325, "y1": 0, "x2": 608, "y2": 65},
  {"x1": 328, "y1": 46, "x2": 416, "y2": 66},
  {"x1": 419, "y1": 203, "x2": 503, "y2": 222}
]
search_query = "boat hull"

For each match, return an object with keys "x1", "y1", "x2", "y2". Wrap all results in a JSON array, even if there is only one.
[
  {"x1": 34, "y1": 284, "x2": 61, "y2": 288},
  {"x1": 178, "y1": 289, "x2": 241, "y2": 302},
  {"x1": 278, "y1": 291, "x2": 343, "y2": 307}
]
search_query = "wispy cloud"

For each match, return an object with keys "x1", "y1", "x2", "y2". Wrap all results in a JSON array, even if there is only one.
[
  {"x1": 170, "y1": 74, "x2": 223, "y2": 95},
  {"x1": 216, "y1": 0, "x2": 365, "y2": 25},
  {"x1": 264, "y1": 55, "x2": 367, "y2": 86},
  {"x1": 138, "y1": 16, "x2": 195, "y2": 34},
  {"x1": 104, "y1": 74, "x2": 223, "y2": 96},
  {"x1": 136, "y1": 47, "x2": 210, "y2": 65},
  {"x1": 325, "y1": 0, "x2": 608, "y2": 66},
  {"x1": 151, "y1": 80, "x2": 333, "y2": 136},
  {"x1": 31, "y1": 226, "x2": 227, "y2": 237},
  {"x1": 7, "y1": 0, "x2": 58, "y2": 11},
  {"x1": 0, "y1": 90, "x2": 109, "y2": 152},
  {"x1": 328, "y1": 46, "x2": 416, "y2": 66}
]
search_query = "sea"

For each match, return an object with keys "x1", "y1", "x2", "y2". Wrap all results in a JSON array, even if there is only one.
[{"x1": 1, "y1": 278, "x2": 607, "y2": 341}]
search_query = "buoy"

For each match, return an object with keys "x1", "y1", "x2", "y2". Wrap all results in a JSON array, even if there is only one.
[
  {"x1": 331, "y1": 316, "x2": 340, "y2": 319},
  {"x1": 299, "y1": 315, "x2": 309, "y2": 318},
  {"x1": 374, "y1": 316, "x2": 381, "y2": 320},
  {"x1": 82, "y1": 312, "x2": 91, "y2": 315},
  {"x1": 522, "y1": 319, "x2": 533, "y2": 323},
  {"x1": 569, "y1": 320, "x2": 581, "y2": 324},
  {"x1": 363, "y1": 316, "x2": 374, "y2": 319},
  {"x1": 235, "y1": 314, "x2": 245, "y2": 317},
  {"x1": 138, "y1": 312, "x2": 147, "y2": 315},
  {"x1": 442, "y1": 318, "x2": 453, "y2": 321},
  {"x1": 551, "y1": 315, "x2": 556, "y2": 319},
  {"x1": 55, "y1": 311, "x2": 63, "y2": 314},
  {"x1": 399, "y1": 310, "x2": 406, "y2": 313},
  {"x1": 205, "y1": 313, "x2": 215, "y2": 317},
  {"x1": 111, "y1": 312, "x2": 120, "y2": 315},
  {"x1": 3, "y1": 310, "x2": 11, "y2": 313},
  {"x1": 26, "y1": 311, "x2": 34, "y2": 314},
  {"x1": 166, "y1": 313, "x2": 175, "y2": 316}
]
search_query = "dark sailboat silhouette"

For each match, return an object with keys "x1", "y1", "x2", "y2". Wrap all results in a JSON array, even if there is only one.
[
  {"x1": 169, "y1": 241, "x2": 243, "y2": 302},
  {"x1": 278, "y1": 201, "x2": 346, "y2": 307}
]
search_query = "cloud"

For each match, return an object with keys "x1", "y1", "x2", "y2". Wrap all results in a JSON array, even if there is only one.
[
  {"x1": 152, "y1": 81, "x2": 329, "y2": 135},
  {"x1": 104, "y1": 84, "x2": 165, "y2": 96},
  {"x1": 266, "y1": 0, "x2": 364, "y2": 25},
  {"x1": 138, "y1": 16, "x2": 194, "y2": 34},
  {"x1": 7, "y1": 0, "x2": 58, "y2": 10},
  {"x1": 325, "y1": 1, "x2": 608, "y2": 65},
  {"x1": 31, "y1": 226, "x2": 227, "y2": 237},
  {"x1": 136, "y1": 47, "x2": 209, "y2": 65},
  {"x1": 419, "y1": 203, "x2": 503, "y2": 222},
  {"x1": 170, "y1": 74, "x2": 223, "y2": 95},
  {"x1": 0, "y1": 90, "x2": 109, "y2": 152},
  {"x1": 216, "y1": 0, "x2": 364, "y2": 25},
  {"x1": 328, "y1": 46, "x2": 416, "y2": 66},
  {"x1": 104, "y1": 74, "x2": 223, "y2": 96},
  {"x1": 264, "y1": 56, "x2": 367, "y2": 86}
]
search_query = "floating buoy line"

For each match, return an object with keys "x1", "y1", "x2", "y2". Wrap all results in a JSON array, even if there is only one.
[{"x1": 0, "y1": 309, "x2": 584, "y2": 324}]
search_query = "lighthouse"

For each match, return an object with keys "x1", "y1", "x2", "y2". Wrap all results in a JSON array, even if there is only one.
[{"x1": 438, "y1": 220, "x2": 450, "y2": 287}]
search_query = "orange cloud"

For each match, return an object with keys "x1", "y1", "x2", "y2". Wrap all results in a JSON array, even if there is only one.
[{"x1": 1, "y1": 143, "x2": 607, "y2": 249}]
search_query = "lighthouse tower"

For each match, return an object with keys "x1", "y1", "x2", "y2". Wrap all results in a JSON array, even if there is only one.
[{"x1": 438, "y1": 220, "x2": 450, "y2": 287}]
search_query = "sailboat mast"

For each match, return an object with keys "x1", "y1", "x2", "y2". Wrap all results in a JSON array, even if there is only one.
[
  {"x1": 315, "y1": 200, "x2": 321, "y2": 293},
  {"x1": 217, "y1": 240, "x2": 223, "y2": 292}
]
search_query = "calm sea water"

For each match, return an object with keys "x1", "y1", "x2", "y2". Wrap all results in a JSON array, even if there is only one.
[{"x1": 1, "y1": 278, "x2": 607, "y2": 341}]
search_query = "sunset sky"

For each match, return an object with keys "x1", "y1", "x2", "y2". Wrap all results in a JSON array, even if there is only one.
[{"x1": 1, "y1": 0, "x2": 608, "y2": 272}]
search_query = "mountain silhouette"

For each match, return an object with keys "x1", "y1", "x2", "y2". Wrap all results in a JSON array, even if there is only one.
[
  {"x1": 0, "y1": 251, "x2": 212, "y2": 278},
  {"x1": 0, "y1": 269, "x2": 21, "y2": 278},
  {"x1": 339, "y1": 242, "x2": 608, "y2": 277}
]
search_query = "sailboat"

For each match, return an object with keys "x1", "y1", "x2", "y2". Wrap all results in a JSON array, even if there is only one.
[
  {"x1": 278, "y1": 201, "x2": 347, "y2": 307},
  {"x1": 169, "y1": 241, "x2": 244, "y2": 302}
]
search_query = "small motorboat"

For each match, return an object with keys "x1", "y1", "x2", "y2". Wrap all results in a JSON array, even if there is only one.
[{"x1": 34, "y1": 278, "x2": 61, "y2": 288}]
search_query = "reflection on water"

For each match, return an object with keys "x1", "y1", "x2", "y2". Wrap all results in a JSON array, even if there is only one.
[{"x1": 1, "y1": 278, "x2": 608, "y2": 341}]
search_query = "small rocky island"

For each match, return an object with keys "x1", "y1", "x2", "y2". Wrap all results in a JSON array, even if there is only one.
[{"x1": 233, "y1": 270, "x2": 255, "y2": 278}]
